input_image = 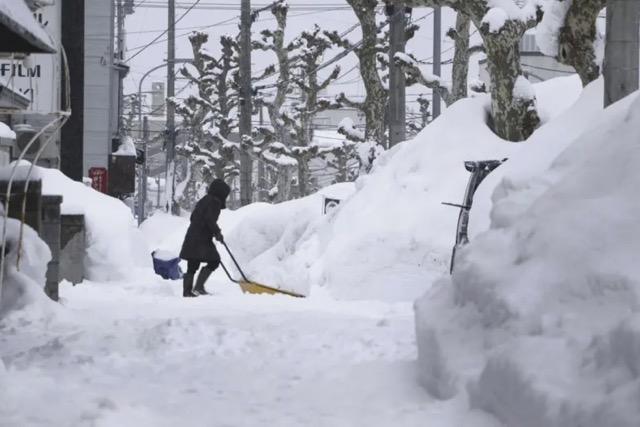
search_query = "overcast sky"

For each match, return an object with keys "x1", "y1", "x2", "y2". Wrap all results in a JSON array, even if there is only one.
[{"x1": 124, "y1": 1, "x2": 481, "y2": 116}]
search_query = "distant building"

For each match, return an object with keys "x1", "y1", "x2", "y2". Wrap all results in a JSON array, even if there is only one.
[
  {"x1": 151, "y1": 82, "x2": 165, "y2": 116},
  {"x1": 479, "y1": 32, "x2": 575, "y2": 85}
]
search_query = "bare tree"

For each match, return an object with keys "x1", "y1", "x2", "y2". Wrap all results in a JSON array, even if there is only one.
[
  {"x1": 284, "y1": 26, "x2": 341, "y2": 197},
  {"x1": 252, "y1": 0, "x2": 297, "y2": 201},
  {"x1": 329, "y1": 0, "x2": 388, "y2": 146},
  {"x1": 172, "y1": 32, "x2": 240, "y2": 209}
]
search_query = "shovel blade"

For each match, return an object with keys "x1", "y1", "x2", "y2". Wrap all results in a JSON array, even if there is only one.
[{"x1": 238, "y1": 280, "x2": 305, "y2": 298}]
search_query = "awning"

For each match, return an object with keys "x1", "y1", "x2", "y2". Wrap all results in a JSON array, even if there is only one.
[
  {"x1": 0, "y1": 84, "x2": 30, "y2": 110},
  {"x1": 0, "y1": 0, "x2": 56, "y2": 54}
]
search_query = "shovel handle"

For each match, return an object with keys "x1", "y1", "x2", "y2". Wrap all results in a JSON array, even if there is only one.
[
  {"x1": 221, "y1": 241, "x2": 251, "y2": 282},
  {"x1": 218, "y1": 260, "x2": 240, "y2": 284}
]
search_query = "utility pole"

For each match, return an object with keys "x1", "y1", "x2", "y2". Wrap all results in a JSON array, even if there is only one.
[
  {"x1": 432, "y1": 6, "x2": 442, "y2": 118},
  {"x1": 258, "y1": 104, "x2": 266, "y2": 201},
  {"x1": 604, "y1": 0, "x2": 639, "y2": 107},
  {"x1": 116, "y1": 0, "x2": 125, "y2": 136},
  {"x1": 166, "y1": 0, "x2": 177, "y2": 213},
  {"x1": 388, "y1": 3, "x2": 407, "y2": 147},
  {"x1": 239, "y1": 0, "x2": 253, "y2": 206},
  {"x1": 138, "y1": 116, "x2": 149, "y2": 225}
]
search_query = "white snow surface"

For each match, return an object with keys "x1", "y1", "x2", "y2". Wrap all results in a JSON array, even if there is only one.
[
  {"x1": 0, "y1": 277, "x2": 492, "y2": 427},
  {"x1": 0, "y1": 122, "x2": 15, "y2": 140},
  {"x1": 482, "y1": 7, "x2": 509, "y2": 33},
  {"x1": 535, "y1": 0, "x2": 571, "y2": 56},
  {"x1": 415, "y1": 83, "x2": 640, "y2": 426},
  {"x1": 0, "y1": 218, "x2": 51, "y2": 317},
  {"x1": 338, "y1": 117, "x2": 364, "y2": 141},
  {"x1": 512, "y1": 75, "x2": 535, "y2": 100},
  {"x1": 143, "y1": 76, "x2": 582, "y2": 304},
  {"x1": 4, "y1": 74, "x2": 622, "y2": 426},
  {"x1": 112, "y1": 136, "x2": 137, "y2": 156}
]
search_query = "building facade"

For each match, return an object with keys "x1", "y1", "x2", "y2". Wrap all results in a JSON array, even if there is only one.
[{"x1": 61, "y1": 0, "x2": 125, "y2": 181}]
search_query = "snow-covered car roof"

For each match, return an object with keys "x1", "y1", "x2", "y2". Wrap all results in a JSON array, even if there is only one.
[{"x1": 0, "y1": 0, "x2": 56, "y2": 54}]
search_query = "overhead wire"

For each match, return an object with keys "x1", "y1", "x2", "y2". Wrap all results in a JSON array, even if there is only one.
[{"x1": 126, "y1": 0, "x2": 202, "y2": 63}]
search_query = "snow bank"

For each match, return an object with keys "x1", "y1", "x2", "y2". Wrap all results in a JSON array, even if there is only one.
[
  {"x1": 0, "y1": 122, "x2": 15, "y2": 140},
  {"x1": 113, "y1": 136, "x2": 137, "y2": 156},
  {"x1": 211, "y1": 77, "x2": 578, "y2": 301},
  {"x1": 0, "y1": 217, "x2": 51, "y2": 317},
  {"x1": 143, "y1": 76, "x2": 582, "y2": 302},
  {"x1": 414, "y1": 85, "x2": 640, "y2": 425},
  {"x1": 3, "y1": 163, "x2": 150, "y2": 281},
  {"x1": 470, "y1": 75, "x2": 589, "y2": 235}
]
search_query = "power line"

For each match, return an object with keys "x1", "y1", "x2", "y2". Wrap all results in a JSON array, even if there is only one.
[
  {"x1": 126, "y1": 0, "x2": 202, "y2": 63},
  {"x1": 137, "y1": 2, "x2": 352, "y2": 10},
  {"x1": 125, "y1": 9, "x2": 333, "y2": 53}
]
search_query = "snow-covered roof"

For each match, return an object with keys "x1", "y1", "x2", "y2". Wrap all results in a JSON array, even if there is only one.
[{"x1": 0, "y1": 0, "x2": 56, "y2": 54}]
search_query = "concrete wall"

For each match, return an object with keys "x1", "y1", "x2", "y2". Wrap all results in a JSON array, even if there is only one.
[{"x1": 83, "y1": 0, "x2": 116, "y2": 176}]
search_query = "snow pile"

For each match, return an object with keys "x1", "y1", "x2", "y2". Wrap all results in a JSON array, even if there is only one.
[
  {"x1": 535, "y1": 0, "x2": 571, "y2": 56},
  {"x1": 4, "y1": 163, "x2": 150, "y2": 281},
  {"x1": 113, "y1": 136, "x2": 137, "y2": 156},
  {"x1": 139, "y1": 211, "x2": 189, "y2": 259},
  {"x1": 470, "y1": 76, "x2": 593, "y2": 235},
  {"x1": 0, "y1": 122, "x2": 15, "y2": 140},
  {"x1": 0, "y1": 216, "x2": 51, "y2": 317},
  {"x1": 143, "y1": 76, "x2": 582, "y2": 302},
  {"x1": 222, "y1": 76, "x2": 582, "y2": 301},
  {"x1": 414, "y1": 84, "x2": 640, "y2": 425},
  {"x1": 481, "y1": 0, "x2": 541, "y2": 33},
  {"x1": 338, "y1": 117, "x2": 365, "y2": 141}
]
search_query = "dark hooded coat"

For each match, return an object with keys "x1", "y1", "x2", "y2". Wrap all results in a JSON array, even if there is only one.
[{"x1": 179, "y1": 179, "x2": 231, "y2": 263}]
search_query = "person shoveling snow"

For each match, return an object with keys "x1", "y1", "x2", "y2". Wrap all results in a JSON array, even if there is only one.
[{"x1": 179, "y1": 179, "x2": 230, "y2": 297}]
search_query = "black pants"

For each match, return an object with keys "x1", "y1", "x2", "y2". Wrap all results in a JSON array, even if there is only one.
[{"x1": 186, "y1": 259, "x2": 220, "y2": 275}]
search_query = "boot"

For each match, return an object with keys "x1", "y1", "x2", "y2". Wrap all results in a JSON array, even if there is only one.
[
  {"x1": 193, "y1": 267, "x2": 213, "y2": 295},
  {"x1": 183, "y1": 273, "x2": 197, "y2": 298}
]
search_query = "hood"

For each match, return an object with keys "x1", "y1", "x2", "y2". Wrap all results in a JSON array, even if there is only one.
[{"x1": 208, "y1": 179, "x2": 231, "y2": 208}]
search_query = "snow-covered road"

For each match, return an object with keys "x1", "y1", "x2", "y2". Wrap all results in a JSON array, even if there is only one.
[{"x1": 0, "y1": 276, "x2": 479, "y2": 427}]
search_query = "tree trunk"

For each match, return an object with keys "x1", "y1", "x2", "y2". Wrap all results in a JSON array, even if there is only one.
[
  {"x1": 346, "y1": 0, "x2": 388, "y2": 145},
  {"x1": 399, "y1": 0, "x2": 543, "y2": 141},
  {"x1": 450, "y1": 12, "x2": 470, "y2": 101},
  {"x1": 485, "y1": 34, "x2": 540, "y2": 141},
  {"x1": 559, "y1": 0, "x2": 606, "y2": 86}
]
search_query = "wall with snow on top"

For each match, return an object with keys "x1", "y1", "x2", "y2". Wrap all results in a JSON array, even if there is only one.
[
  {"x1": 4, "y1": 164, "x2": 151, "y2": 282},
  {"x1": 415, "y1": 84, "x2": 640, "y2": 426}
]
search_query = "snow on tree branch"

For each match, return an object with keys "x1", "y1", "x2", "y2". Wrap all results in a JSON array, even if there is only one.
[
  {"x1": 338, "y1": 118, "x2": 366, "y2": 143},
  {"x1": 394, "y1": 52, "x2": 454, "y2": 106}
]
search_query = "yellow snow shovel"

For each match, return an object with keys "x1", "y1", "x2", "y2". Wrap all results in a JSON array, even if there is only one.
[{"x1": 219, "y1": 241, "x2": 305, "y2": 298}]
